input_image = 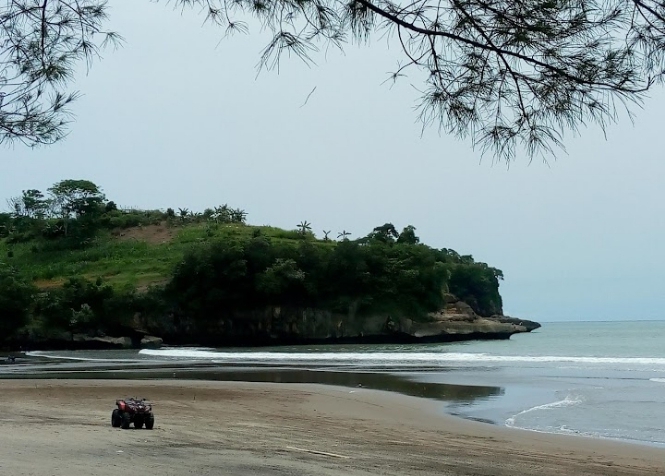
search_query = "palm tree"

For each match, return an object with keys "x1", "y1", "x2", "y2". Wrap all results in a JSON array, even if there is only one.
[
  {"x1": 231, "y1": 209, "x2": 248, "y2": 223},
  {"x1": 202, "y1": 208, "x2": 215, "y2": 221},
  {"x1": 177, "y1": 207, "x2": 190, "y2": 222},
  {"x1": 298, "y1": 220, "x2": 312, "y2": 235},
  {"x1": 337, "y1": 230, "x2": 351, "y2": 240},
  {"x1": 322, "y1": 230, "x2": 331, "y2": 241},
  {"x1": 213, "y1": 204, "x2": 230, "y2": 223}
]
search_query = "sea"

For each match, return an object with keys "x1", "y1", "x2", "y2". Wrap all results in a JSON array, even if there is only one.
[{"x1": 3, "y1": 320, "x2": 665, "y2": 448}]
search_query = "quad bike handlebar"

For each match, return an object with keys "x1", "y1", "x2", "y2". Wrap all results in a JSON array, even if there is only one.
[{"x1": 116, "y1": 398, "x2": 153, "y2": 413}]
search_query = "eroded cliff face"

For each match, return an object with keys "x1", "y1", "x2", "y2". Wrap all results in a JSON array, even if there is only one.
[
  {"x1": 407, "y1": 295, "x2": 541, "y2": 339},
  {"x1": 144, "y1": 294, "x2": 540, "y2": 347},
  {"x1": 12, "y1": 295, "x2": 540, "y2": 351}
]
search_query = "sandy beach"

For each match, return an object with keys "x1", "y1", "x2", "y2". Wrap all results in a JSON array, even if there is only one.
[{"x1": 0, "y1": 379, "x2": 663, "y2": 476}]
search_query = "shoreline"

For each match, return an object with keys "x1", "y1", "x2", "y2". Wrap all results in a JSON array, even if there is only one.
[
  {"x1": 4, "y1": 351, "x2": 664, "y2": 449},
  {"x1": 2, "y1": 312, "x2": 541, "y2": 353},
  {"x1": 1, "y1": 379, "x2": 663, "y2": 476}
]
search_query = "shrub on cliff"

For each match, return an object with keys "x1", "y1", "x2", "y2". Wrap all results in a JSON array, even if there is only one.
[
  {"x1": 447, "y1": 264, "x2": 503, "y2": 316},
  {"x1": 0, "y1": 266, "x2": 36, "y2": 341},
  {"x1": 34, "y1": 277, "x2": 136, "y2": 335},
  {"x1": 167, "y1": 235, "x2": 457, "y2": 323}
]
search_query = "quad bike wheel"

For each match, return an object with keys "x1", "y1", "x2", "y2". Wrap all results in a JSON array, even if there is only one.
[
  {"x1": 144, "y1": 414, "x2": 155, "y2": 430},
  {"x1": 134, "y1": 416, "x2": 144, "y2": 429},
  {"x1": 111, "y1": 409, "x2": 122, "y2": 428},
  {"x1": 121, "y1": 412, "x2": 131, "y2": 430}
]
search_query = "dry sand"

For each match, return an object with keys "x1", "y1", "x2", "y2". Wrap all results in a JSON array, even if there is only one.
[{"x1": 0, "y1": 379, "x2": 663, "y2": 476}]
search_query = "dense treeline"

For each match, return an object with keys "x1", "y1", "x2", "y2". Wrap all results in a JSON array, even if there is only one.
[
  {"x1": 0, "y1": 179, "x2": 247, "y2": 248},
  {"x1": 0, "y1": 180, "x2": 504, "y2": 348},
  {"x1": 168, "y1": 234, "x2": 503, "y2": 321}
]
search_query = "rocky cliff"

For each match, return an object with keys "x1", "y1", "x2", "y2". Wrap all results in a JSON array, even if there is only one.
[
  {"x1": 12, "y1": 295, "x2": 539, "y2": 351},
  {"x1": 141, "y1": 294, "x2": 540, "y2": 347}
]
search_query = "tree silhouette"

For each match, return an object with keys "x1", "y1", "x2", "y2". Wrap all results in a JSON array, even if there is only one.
[
  {"x1": 3, "y1": 0, "x2": 665, "y2": 160},
  {"x1": 178, "y1": 208, "x2": 190, "y2": 222},
  {"x1": 231, "y1": 209, "x2": 248, "y2": 223},
  {"x1": 337, "y1": 230, "x2": 351, "y2": 241},
  {"x1": 369, "y1": 223, "x2": 400, "y2": 243},
  {"x1": 397, "y1": 225, "x2": 420, "y2": 245},
  {"x1": 297, "y1": 221, "x2": 312, "y2": 235},
  {"x1": 0, "y1": 2, "x2": 121, "y2": 147},
  {"x1": 213, "y1": 205, "x2": 230, "y2": 223},
  {"x1": 322, "y1": 230, "x2": 331, "y2": 241}
]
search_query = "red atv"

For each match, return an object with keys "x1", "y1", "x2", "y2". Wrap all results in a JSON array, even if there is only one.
[{"x1": 111, "y1": 398, "x2": 155, "y2": 430}]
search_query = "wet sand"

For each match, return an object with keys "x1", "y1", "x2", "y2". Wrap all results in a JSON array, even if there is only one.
[{"x1": 1, "y1": 379, "x2": 663, "y2": 476}]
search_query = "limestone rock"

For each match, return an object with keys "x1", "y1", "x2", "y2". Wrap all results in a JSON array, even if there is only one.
[
  {"x1": 72, "y1": 335, "x2": 133, "y2": 349},
  {"x1": 140, "y1": 335, "x2": 163, "y2": 349}
]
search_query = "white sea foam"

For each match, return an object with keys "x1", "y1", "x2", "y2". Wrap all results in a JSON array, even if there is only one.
[
  {"x1": 137, "y1": 348, "x2": 665, "y2": 366},
  {"x1": 25, "y1": 351, "x2": 142, "y2": 363},
  {"x1": 26, "y1": 348, "x2": 665, "y2": 368},
  {"x1": 649, "y1": 378, "x2": 665, "y2": 383},
  {"x1": 505, "y1": 393, "x2": 584, "y2": 428}
]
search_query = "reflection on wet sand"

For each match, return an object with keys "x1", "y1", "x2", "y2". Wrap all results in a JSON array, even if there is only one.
[{"x1": 2, "y1": 360, "x2": 503, "y2": 409}]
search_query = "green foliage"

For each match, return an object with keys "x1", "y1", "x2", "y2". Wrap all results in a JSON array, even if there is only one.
[
  {"x1": 34, "y1": 276, "x2": 136, "y2": 334},
  {"x1": 297, "y1": 220, "x2": 312, "y2": 237},
  {"x1": 48, "y1": 179, "x2": 106, "y2": 218},
  {"x1": 167, "y1": 234, "x2": 462, "y2": 322},
  {"x1": 17, "y1": 189, "x2": 50, "y2": 218},
  {"x1": 100, "y1": 209, "x2": 165, "y2": 229},
  {"x1": 258, "y1": 258, "x2": 306, "y2": 296},
  {"x1": 397, "y1": 225, "x2": 420, "y2": 245},
  {"x1": 0, "y1": 179, "x2": 507, "y2": 346},
  {"x1": 448, "y1": 264, "x2": 504, "y2": 316},
  {"x1": 4, "y1": 0, "x2": 665, "y2": 162},
  {"x1": 1, "y1": 180, "x2": 108, "y2": 247},
  {"x1": 366, "y1": 223, "x2": 400, "y2": 243},
  {"x1": 0, "y1": 213, "x2": 11, "y2": 238},
  {"x1": 0, "y1": 265, "x2": 35, "y2": 340}
]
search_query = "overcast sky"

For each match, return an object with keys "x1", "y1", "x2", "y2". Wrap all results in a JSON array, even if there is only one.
[{"x1": 2, "y1": 1, "x2": 664, "y2": 323}]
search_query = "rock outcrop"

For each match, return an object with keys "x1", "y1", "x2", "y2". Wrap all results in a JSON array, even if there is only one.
[
  {"x1": 139, "y1": 335, "x2": 164, "y2": 349},
  {"x1": 10, "y1": 296, "x2": 539, "y2": 351},
  {"x1": 10, "y1": 331, "x2": 164, "y2": 351},
  {"x1": 145, "y1": 294, "x2": 540, "y2": 347},
  {"x1": 72, "y1": 335, "x2": 133, "y2": 349},
  {"x1": 405, "y1": 294, "x2": 541, "y2": 340}
]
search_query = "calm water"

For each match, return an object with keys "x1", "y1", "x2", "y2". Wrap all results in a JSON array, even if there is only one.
[{"x1": 7, "y1": 320, "x2": 665, "y2": 447}]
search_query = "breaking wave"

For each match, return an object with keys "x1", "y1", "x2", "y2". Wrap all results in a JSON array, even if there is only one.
[
  {"x1": 138, "y1": 348, "x2": 665, "y2": 367},
  {"x1": 25, "y1": 351, "x2": 143, "y2": 363},
  {"x1": 506, "y1": 393, "x2": 584, "y2": 428}
]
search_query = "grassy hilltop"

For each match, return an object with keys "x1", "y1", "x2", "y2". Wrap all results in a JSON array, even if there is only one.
[
  {"x1": 1, "y1": 180, "x2": 505, "y2": 348},
  {"x1": 2, "y1": 219, "x2": 314, "y2": 290}
]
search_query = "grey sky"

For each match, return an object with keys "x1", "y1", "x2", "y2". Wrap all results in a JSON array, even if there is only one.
[{"x1": 2, "y1": 1, "x2": 664, "y2": 323}]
